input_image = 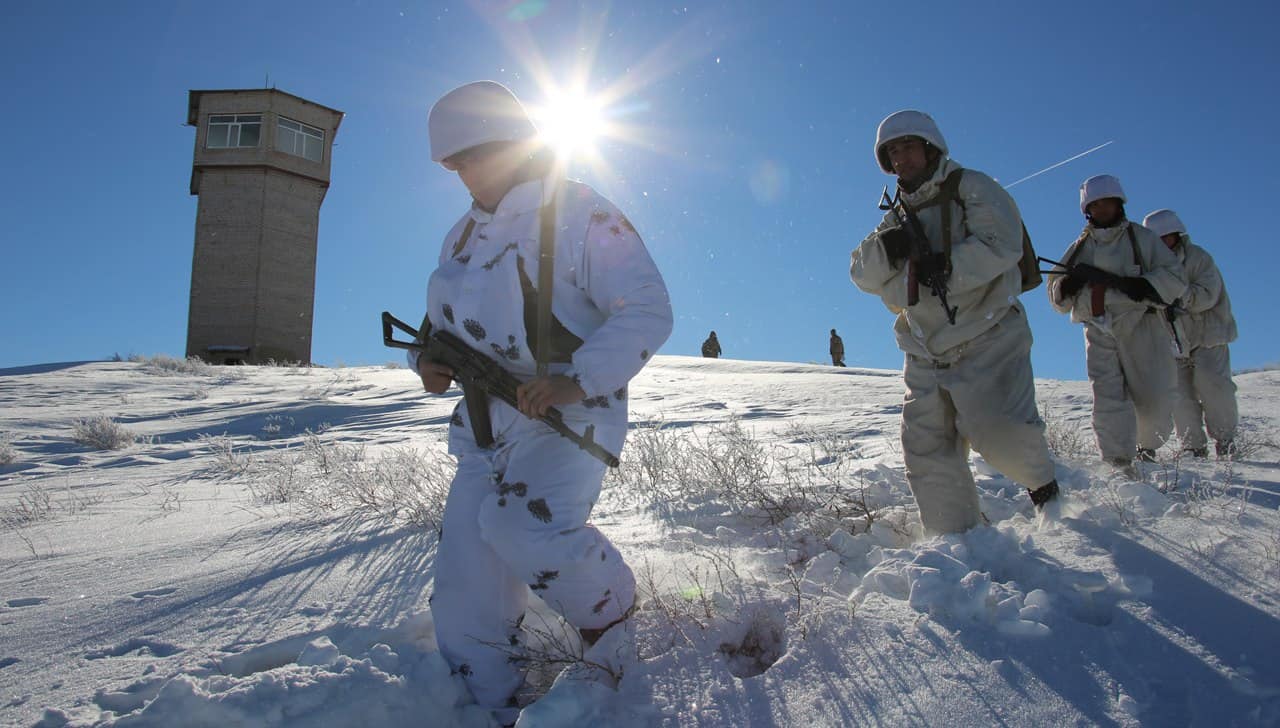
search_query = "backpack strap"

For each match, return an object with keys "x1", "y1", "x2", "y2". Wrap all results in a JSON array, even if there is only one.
[
  {"x1": 940, "y1": 167, "x2": 1044, "y2": 292},
  {"x1": 910, "y1": 169, "x2": 965, "y2": 258},
  {"x1": 1063, "y1": 230, "x2": 1090, "y2": 270},
  {"x1": 937, "y1": 169, "x2": 965, "y2": 259},
  {"x1": 1126, "y1": 223, "x2": 1145, "y2": 273},
  {"x1": 450, "y1": 219, "x2": 476, "y2": 259}
]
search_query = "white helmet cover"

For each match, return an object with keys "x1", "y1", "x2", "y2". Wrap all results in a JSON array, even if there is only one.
[
  {"x1": 1142, "y1": 209, "x2": 1187, "y2": 237},
  {"x1": 1079, "y1": 174, "x2": 1127, "y2": 216},
  {"x1": 875, "y1": 110, "x2": 949, "y2": 174},
  {"x1": 428, "y1": 81, "x2": 538, "y2": 163}
]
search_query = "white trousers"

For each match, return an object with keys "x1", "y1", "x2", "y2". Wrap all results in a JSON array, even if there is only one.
[
  {"x1": 901, "y1": 308, "x2": 1056, "y2": 535},
  {"x1": 1084, "y1": 314, "x2": 1177, "y2": 460},
  {"x1": 431, "y1": 414, "x2": 635, "y2": 710},
  {"x1": 1174, "y1": 345, "x2": 1238, "y2": 449}
]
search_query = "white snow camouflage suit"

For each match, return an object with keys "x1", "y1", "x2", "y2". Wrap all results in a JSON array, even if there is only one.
[
  {"x1": 1167, "y1": 234, "x2": 1239, "y2": 450},
  {"x1": 851, "y1": 158, "x2": 1056, "y2": 535},
  {"x1": 1046, "y1": 221, "x2": 1188, "y2": 461},
  {"x1": 410, "y1": 178, "x2": 672, "y2": 710}
]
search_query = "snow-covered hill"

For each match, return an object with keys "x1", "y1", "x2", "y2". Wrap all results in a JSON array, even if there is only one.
[{"x1": 1, "y1": 357, "x2": 1277, "y2": 726}]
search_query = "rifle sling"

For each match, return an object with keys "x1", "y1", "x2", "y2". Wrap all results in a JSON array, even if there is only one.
[
  {"x1": 536, "y1": 184, "x2": 557, "y2": 378},
  {"x1": 442, "y1": 181, "x2": 572, "y2": 450},
  {"x1": 460, "y1": 378, "x2": 495, "y2": 448},
  {"x1": 1126, "y1": 224, "x2": 1144, "y2": 272},
  {"x1": 927, "y1": 168, "x2": 1042, "y2": 292},
  {"x1": 906, "y1": 170, "x2": 964, "y2": 261},
  {"x1": 939, "y1": 170, "x2": 961, "y2": 260},
  {"x1": 450, "y1": 219, "x2": 476, "y2": 259}
]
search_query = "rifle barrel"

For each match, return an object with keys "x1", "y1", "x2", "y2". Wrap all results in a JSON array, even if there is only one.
[{"x1": 1037, "y1": 256, "x2": 1070, "y2": 270}]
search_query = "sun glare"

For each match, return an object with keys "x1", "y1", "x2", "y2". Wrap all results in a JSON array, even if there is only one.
[{"x1": 531, "y1": 90, "x2": 607, "y2": 159}]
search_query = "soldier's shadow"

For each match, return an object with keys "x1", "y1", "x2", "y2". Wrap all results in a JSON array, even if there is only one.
[{"x1": 944, "y1": 516, "x2": 1279, "y2": 725}]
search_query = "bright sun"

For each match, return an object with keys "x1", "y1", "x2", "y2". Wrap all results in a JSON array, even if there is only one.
[{"x1": 531, "y1": 90, "x2": 607, "y2": 159}]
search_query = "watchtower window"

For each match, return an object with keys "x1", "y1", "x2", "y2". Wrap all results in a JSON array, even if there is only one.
[
  {"x1": 206, "y1": 114, "x2": 262, "y2": 148},
  {"x1": 277, "y1": 117, "x2": 324, "y2": 162}
]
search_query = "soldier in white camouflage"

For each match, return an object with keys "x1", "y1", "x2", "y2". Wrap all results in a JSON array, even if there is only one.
[
  {"x1": 1143, "y1": 209, "x2": 1238, "y2": 458},
  {"x1": 1046, "y1": 176, "x2": 1188, "y2": 468},
  {"x1": 413, "y1": 81, "x2": 672, "y2": 722},
  {"x1": 851, "y1": 110, "x2": 1059, "y2": 535}
]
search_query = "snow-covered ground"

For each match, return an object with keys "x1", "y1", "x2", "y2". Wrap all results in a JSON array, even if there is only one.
[{"x1": 2, "y1": 356, "x2": 1278, "y2": 727}]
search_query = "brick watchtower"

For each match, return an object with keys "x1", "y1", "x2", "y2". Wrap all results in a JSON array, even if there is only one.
[{"x1": 185, "y1": 89, "x2": 342, "y2": 364}]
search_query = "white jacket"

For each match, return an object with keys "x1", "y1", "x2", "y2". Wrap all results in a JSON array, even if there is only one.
[
  {"x1": 1171, "y1": 235, "x2": 1237, "y2": 350},
  {"x1": 851, "y1": 158, "x2": 1028, "y2": 360},
  {"x1": 1047, "y1": 221, "x2": 1188, "y2": 338},
  {"x1": 413, "y1": 178, "x2": 672, "y2": 416}
]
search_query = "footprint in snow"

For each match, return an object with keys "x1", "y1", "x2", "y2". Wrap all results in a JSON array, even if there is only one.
[
  {"x1": 6, "y1": 597, "x2": 49, "y2": 608},
  {"x1": 85, "y1": 638, "x2": 183, "y2": 660}
]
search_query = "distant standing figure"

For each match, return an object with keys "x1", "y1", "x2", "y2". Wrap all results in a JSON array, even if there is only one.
[
  {"x1": 701, "y1": 331, "x2": 721, "y2": 358},
  {"x1": 829, "y1": 329, "x2": 845, "y2": 366},
  {"x1": 1143, "y1": 209, "x2": 1238, "y2": 459}
]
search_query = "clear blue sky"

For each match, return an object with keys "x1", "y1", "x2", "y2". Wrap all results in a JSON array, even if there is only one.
[{"x1": 3, "y1": 0, "x2": 1277, "y2": 380}]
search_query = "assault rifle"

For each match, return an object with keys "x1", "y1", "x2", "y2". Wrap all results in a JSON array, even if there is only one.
[
  {"x1": 1039, "y1": 258, "x2": 1184, "y2": 353},
  {"x1": 1163, "y1": 299, "x2": 1186, "y2": 356},
  {"x1": 1036, "y1": 256, "x2": 1119, "y2": 284},
  {"x1": 879, "y1": 187, "x2": 957, "y2": 324},
  {"x1": 1038, "y1": 256, "x2": 1120, "y2": 317},
  {"x1": 381, "y1": 311, "x2": 620, "y2": 468}
]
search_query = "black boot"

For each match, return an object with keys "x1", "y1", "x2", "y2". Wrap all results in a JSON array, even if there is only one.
[
  {"x1": 1029, "y1": 480, "x2": 1059, "y2": 508},
  {"x1": 1136, "y1": 447, "x2": 1157, "y2": 463},
  {"x1": 1183, "y1": 446, "x2": 1209, "y2": 459},
  {"x1": 1215, "y1": 439, "x2": 1236, "y2": 459}
]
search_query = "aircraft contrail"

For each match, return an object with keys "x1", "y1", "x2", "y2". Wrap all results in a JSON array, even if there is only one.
[{"x1": 1004, "y1": 140, "x2": 1115, "y2": 189}]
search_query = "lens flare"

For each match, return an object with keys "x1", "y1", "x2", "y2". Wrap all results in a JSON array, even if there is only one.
[
  {"x1": 473, "y1": 2, "x2": 730, "y2": 181},
  {"x1": 531, "y1": 89, "x2": 607, "y2": 160}
]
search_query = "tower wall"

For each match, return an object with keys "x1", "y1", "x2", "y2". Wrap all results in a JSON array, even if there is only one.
[{"x1": 184, "y1": 89, "x2": 342, "y2": 365}]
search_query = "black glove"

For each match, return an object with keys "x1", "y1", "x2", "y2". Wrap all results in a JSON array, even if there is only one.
[
  {"x1": 916, "y1": 252, "x2": 950, "y2": 290},
  {"x1": 1072, "y1": 263, "x2": 1120, "y2": 287},
  {"x1": 1116, "y1": 276, "x2": 1161, "y2": 303},
  {"x1": 1059, "y1": 262, "x2": 1116, "y2": 299},
  {"x1": 1059, "y1": 270, "x2": 1087, "y2": 299},
  {"x1": 879, "y1": 227, "x2": 911, "y2": 264}
]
